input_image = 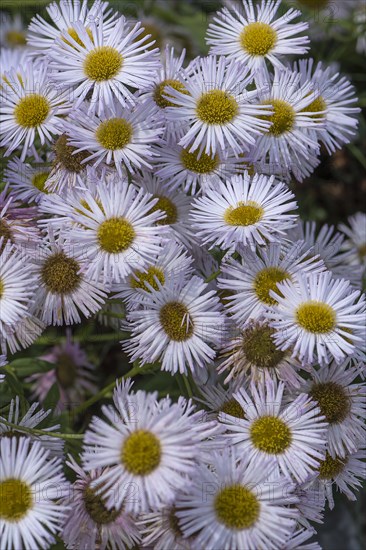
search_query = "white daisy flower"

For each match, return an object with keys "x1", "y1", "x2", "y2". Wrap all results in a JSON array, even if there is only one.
[
  {"x1": 196, "y1": 380, "x2": 247, "y2": 422},
  {"x1": 49, "y1": 16, "x2": 160, "y2": 115},
  {"x1": 113, "y1": 240, "x2": 193, "y2": 309},
  {"x1": 295, "y1": 483, "x2": 325, "y2": 530},
  {"x1": 0, "y1": 187, "x2": 41, "y2": 251},
  {"x1": 295, "y1": 58, "x2": 360, "y2": 154},
  {"x1": 218, "y1": 241, "x2": 325, "y2": 326},
  {"x1": 0, "y1": 315, "x2": 45, "y2": 356},
  {"x1": 30, "y1": 228, "x2": 107, "y2": 326},
  {"x1": 64, "y1": 100, "x2": 163, "y2": 176},
  {"x1": 82, "y1": 381, "x2": 218, "y2": 513},
  {"x1": 288, "y1": 220, "x2": 364, "y2": 288},
  {"x1": 0, "y1": 13, "x2": 27, "y2": 47},
  {"x1": 164, "y1": 55, "x2": 272, "y2": 156},
  {"x1": 27, "y1": 331, "x2": 97, "y2": 412},
  {"x1": 309, "y1": 446, "x2": 366, "y2": 510},
  {"x1": 152, "y1": 133, "x2": 244, "y2": 194},
  {"x1": 219, "y1": 318, "x2": 305, "y2": 388},
  {"x1": 124, "y1": 275, "x2": 225, "y2": 375},
  {"x1": 139, "y1": 502, "x2": 194, "y2": 550},
  {"x1": 293, "y1": 361, "x2": 366, "y2": 458},
  {"x1": 190, "y1": 172, "x2": 297, "y2": 250},
  {"x1": 0, "y1": 437, "x2": 68, "y2": 550},
  {"x1": 0, "y1": 240, "x2": 37, "y2": 330},
  {"x1": 176, "y1": 447, "x2": 298, "y2": 550},
  {"x1": 0, "y1": 61, "x2": 71, "y2": 161},
  {"x1": 206, "y1": 0, "x2": 309, "y2": 70},
  {"x1": 27, "y1": 0, "x2": 116, "y2": 51},
  {"x1": 61, "y1": 456, "x2": 141, "y2": 550},
  {"x1": 267, "y1": 271, "x2": 366, "y2": 365},
  {"x1": 63, "y1": 177, "x2": 165, "y2": 284},
  {"x1": 0, "y1": 396, "x2": 64, "y2": 458},
  {"x1": 3, "y1": 156, "x2": 52, "y2": 204},
  {"x1": 135, "y1": 172, "x2": 196, "y2": 248},
  {"x1": 219, "y1": 376, "x2": 328, "y2": 483},
  {"x1": 283, "y1": 528, "x2": 321, "y2": 550},
  {"x1": 339, "y1": 212, "x2": 366, "y2": 268},
  {"x1": 251, "y1": 67, "x2": 323, "y2": 182}
]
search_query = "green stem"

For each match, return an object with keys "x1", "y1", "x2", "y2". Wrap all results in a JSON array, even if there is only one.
[
  {"x1": 182, "y1": 374, "x2": 193, "y2": 398},
  {"x1": 204, "y1": 269, "x2": 221, "y2": 284},
  {"x1": 0, "y1": 419, "x2": 84, "y2": 440},
  {"x1": 71, "y1": 364, "x2": 142, "y2": 416}
]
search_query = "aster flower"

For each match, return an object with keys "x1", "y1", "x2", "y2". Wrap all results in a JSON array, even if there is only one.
[
  {"x1": 27, "y1": 332, "x2": 97, "y2": 411},
  {"x1": 64, "y1": 99, "x2": 163, "y2": 176},
  {"x1": 251, "y1": 67, "x2": 323, "y2": 182},
  {"x1": 30, "y1": 228, "x2": 107, "y2": 326},
  {"x1": 135, "y1": 172, "x2": 196, "y2": 248},
  {"x1": 61, "y1": 457, "x2": 141, "y2": 550},
  {"x1": 0, "y1": 315, "x2": 45, "y2": 356},
  {"x1": 267, "y1": 271, "x2": 366, "y2": 365},
  {"x1": 218, "y1": 241, "x2": 325, "y2": 326},
  {"x1": 190, "y1": 172, "x2": 297, "y2": 250},
  {"x1": 82, "y1": 381, "x2": 218, "y2": 513},
  {"x1": 4, "y1": 156, "x2": 52, "y2": 204},
  {"x1": 0, "y1": 61, "x2": 72, "y2": 161},
  {"x1": 164, "y1": 55, "x2": 272, "y2": 156},
  {"x1": 113, "y1": 240, "x2": 193, "y2": 309},
  {"x1": 219, "y1": 376, "x2": 328, "y2": 483},
  {"x1": 309, "y1": 447, "x2": 366, "y2": 510},
  {"x1": 296, "y1": 58, "x2": 360, "y2": 154},
  {"x1": 0, "y1": 187, "x2": 41, "y2": 250},
  {"x1": 27, "y1": 0, "x2": 116, "y2": 51},
  {"x1": 124, "y1": 275, "x2": 225, "y2": 375},
  {"x1": 196, "y1": 380, "x2": 247, "y2": 422},
  {"x1": 293, "y1": 361, "x2": 366, "y2": 458},
  {"x1": 0, "y1": 13, "x2": 27, "y2": 47},
  {"x1": 283, "y1": 528, "x2": 321, "y2": 550},
  {"x1": 176, "y1": 447, "x2": 298, "y2": 550},
  {"x1": 49, "y1": 16, "x2": 160, "y2": 115},
  {"x1": 206, "y1": 0, "x2": 309, "y2": 70},
  {"x1": 219, "y1": 318, "x2": 305, "y2": 388},
  {"x1": 0, "y1": 437, "x2": 68, "y2": 550},
  {"x1": 62, "y1": 177, "x2": 165, "y2": 284},
  {"x1": 0, "y1": 396, "x2": 64, "y2": 458},
  {"x1": 339, "y1": 212, "x2": 366, "y2": 268}
]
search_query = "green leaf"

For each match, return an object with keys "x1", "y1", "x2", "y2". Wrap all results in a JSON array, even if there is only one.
[{"x1": 8, "y1": 358, "x2": 55, "y2": 378}]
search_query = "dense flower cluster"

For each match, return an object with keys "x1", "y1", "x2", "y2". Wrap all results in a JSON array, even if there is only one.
[{"x1": 0, "y1": 1, "x2": 365, "y2": 549}]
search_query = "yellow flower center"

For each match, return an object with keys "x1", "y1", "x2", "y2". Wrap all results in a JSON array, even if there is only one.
[
  {"x1": 253, "y1": 267, "x2": 290, "y2": 305},
  {"x1": 54, "y1": 134, "x2": 89, "y2": 173},
  {"x1": 358, "y1": 244, "x2": 366, "y2": 260},
  {"x1": 318, "y1": 453, "x2": 346, "y2": 480},
  {"x1": 32, "y1": 172, "x2": 50, "y2": 193},
  {"x1": 97, "y1": 217, "x2": 135, "y2": 254},
  {"x1": 243, "y1": 324, "x2": 286, "y2": 369},
  {"x1": 250, "y1": 415, "x2": 292, "y2": 454},
  {"x1": 180, "y1": 148, "x2": 220, "y2": 174},
  {"x1": 5, "y1": 30, "x2": 27, "y2": 46},
  {"x1": 41, "y1": 252, "x2": 81, "y2": 294},
  {"x1": 84, "y1": 46, "x2": 123, "y2": 81},
  {"x1": 0, "y1": 479, "x2": 33, "y2": 521},
  {"x1": 121, "y1": 430, "x2": 161, "y2": 476},
  {"x1": 214, "y1": 484, "x2": 260, "y2": 529},
  {"x1": 262, "y1": 99, "x2": 296, "y2": 136},
  {"x1": 296, "y1": 301, "x2": 336, "y2": 334},
  {"x1": 96, "y1": 118, "x2": 132, "y2": 150},
  {"x1": 153, "y1": 79, "x2": 188, "y2": 108},
  {"x1": 220, "y1": 398, "x2": 245, "y2": 419},
  {"x1": 150, "y1": 196, "x2": 178, "y2": 225},
  {"x1": 55, "y1": 352, "x2": 77, "y2": 389},
  {"x1": 240, "y1": 22, "x2": 277, "y2": 56},
  {"x1": 301, "y1": 96, "x2": 327, "y2": 118},
  {"x1": 224, "y1": 201, "x2": 264, "y2": 226},
  {"x1": 83, "y1": 485, "x2": 121, "y2": 524},
  {"x1": 0, "y1": 219, "x2": 13, "y2": 246},
  {"x1": 196, "y1": 89, "x2": 239, "y2": 125},
  {"x1": 14, "y1": 94, "x2": 50, "y2": 128},
  {"x1": 130, "y1": 266, "x2": 165, "y2": 292},
  {"x1": 63, "y1": 27, "x2": 93, "y2": 48},
  {"x1": 0, "y1": 278, "x2": 4, "y2": 299},
  {"x1": 159, "y1": 301, "x2": 194, "y2": 341},
  {"x1": 310, "y1": 381, "x2": 350, "y2": 424}
]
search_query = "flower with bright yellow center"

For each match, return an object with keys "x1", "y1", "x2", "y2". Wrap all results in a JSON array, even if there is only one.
[
  {"x1": 318, "y1": 452, "x2": 346, "y2": 480},
  {"x1": 262, "y1": 99, "x2": 296, "y2": 136},
  {"x1": 14, "y1": 94, "x2": 50, "y2": 128},
  {"x1": 301, "y1": 96, "x2": 327, "y2": 118},
  {"x1": 150, "y1": 196, "x2": 178, "y2": 225},
  {"x1": 130, "y1": 266, "x2": 165, "y2": 292},
  {"x1": 159, "y1": 301, "x2": 194, "y2": 341},
  {"x1": 0, "y1": 478, "x2": 33, "y2": 521},
  {"x1": 296, "y1": 301, "x2": 336, "y2": 333},
  {"x1": 224, "y1": 201, "x2": 264, "y2": 226},
  {"x1": 121, "y1": 430, "x2": 161, "y2": 476},
  {"x1": 97, "y1": 217, "x2": 135, "y2": 254},
  {"x1": 253, "y1": 267, "x2": 290, "y2": 305},
  {"x1": 240, "y1": 22, "x2": 277, "y2": 56},
  {"x1": 214, "y1": 484, "x2": 260, "y2": 529},
  {"x1": 96, "y1": 118, "x2": 133, "y2": 150},
  {"x1": 196, "y1": 90, "x2": 239, "y2": 125},
  {"x1": 64, "y1": 27, "x2": 93, "y2": 49},
  {"x1": 250, "y1": 415, "x2": 292, "y2": 454},
  {"x1": 180, "y1": 148, "x2": 220, "y2": 174},
  {"x1": 84, "y1": 46, "x2": 123, "y2": 81},
  {"x1": 154, "y1": 79, "x2": 188, "y2": 109},
  {"x1": 32, "y1": 172, "x2": 50, "y2": 193}
]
